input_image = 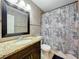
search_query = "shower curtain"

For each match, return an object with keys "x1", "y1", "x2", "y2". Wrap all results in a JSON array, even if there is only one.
[{"x1": 41, "y1": 2, "x2": 79, "y2": 59}]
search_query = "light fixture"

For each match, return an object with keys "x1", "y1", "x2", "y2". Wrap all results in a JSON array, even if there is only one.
[
  {"x1": 6, "y1": 0, "x2": 18, "y2": 4},
  {"x1": 17, "y1": 0, "x2": 25, "y2": 8},
  {"x1": 25, "y1": 4, "x2": 31, "y2": 11}
]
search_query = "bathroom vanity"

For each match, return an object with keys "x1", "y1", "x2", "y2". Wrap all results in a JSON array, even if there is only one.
[
  {"x1": 5, "y1": 41, "x2": 40, "y2": 59},
  {"x1": 0, "y1": 36, "x2": 41, "y2": 59}
]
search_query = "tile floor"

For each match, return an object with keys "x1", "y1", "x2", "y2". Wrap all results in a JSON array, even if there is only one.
[{"x1": 41, "y1": 50, "x2": 77, "y2": 59}]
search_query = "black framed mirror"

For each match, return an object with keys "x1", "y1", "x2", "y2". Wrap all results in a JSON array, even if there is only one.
[{"x1": 2, "y1": 0, "x2": 30, "y2": 37}]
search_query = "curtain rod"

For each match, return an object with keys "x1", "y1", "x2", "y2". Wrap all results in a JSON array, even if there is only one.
[{"x1": 44, "y1": 1, "x2": 78, "y2": 13}]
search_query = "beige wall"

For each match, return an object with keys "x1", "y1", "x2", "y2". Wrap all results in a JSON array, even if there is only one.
[
  {"x1": 27, "y1": 0, "x2": 42, "y2": 35},
  {"x1": 78, "y1": 0, "x2": 79, "y2": 12},
  {"x1": 0, "y1": 0, "x2": 42, "y2": 42}
]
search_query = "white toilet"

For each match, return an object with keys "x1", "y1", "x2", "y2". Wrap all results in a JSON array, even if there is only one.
[{"x1": 41, "y1": 44, "x2": 51, "y2": 59}]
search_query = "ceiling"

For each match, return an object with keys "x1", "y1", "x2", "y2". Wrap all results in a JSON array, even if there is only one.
[{"x1": 31, "y1": 0, "x2": 77, "y2": 12}]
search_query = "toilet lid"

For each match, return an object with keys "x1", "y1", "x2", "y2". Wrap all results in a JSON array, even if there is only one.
[{"x1": 41, "y1": 44, "x2": 51, "y2": 52}]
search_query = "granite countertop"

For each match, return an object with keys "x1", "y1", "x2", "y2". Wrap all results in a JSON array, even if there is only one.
[{"x1": 0, "y1": 36, "x2": 42, "y2": 59}]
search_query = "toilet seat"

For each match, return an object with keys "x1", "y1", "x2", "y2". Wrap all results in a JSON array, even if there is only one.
[{"x1": 41, "y1": 44, "x2": 51, "y2": 52}]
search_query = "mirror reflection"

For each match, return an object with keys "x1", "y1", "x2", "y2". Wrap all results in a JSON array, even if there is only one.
[{"x1": 7, "y1": 5, "x2": 28, "y2": 34}]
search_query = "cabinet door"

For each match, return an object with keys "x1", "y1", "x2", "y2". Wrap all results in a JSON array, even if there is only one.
[
  {"x1": 32, "y1": 47, "x2": 40, "y2": 59},
  {"x1": 21, "y1": 48, "x2": 40, "y2": 59},
  {"x1": 19, "y1": 42, "x2": 40, "y2": 59},
  {"x1": 18, "y1": 42, "x2": 40, "y2": 59}
]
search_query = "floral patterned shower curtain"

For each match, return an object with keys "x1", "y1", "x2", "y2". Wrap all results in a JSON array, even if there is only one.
[{"x1": 41, "y1": 2, "x2": 79, "y2": 58}]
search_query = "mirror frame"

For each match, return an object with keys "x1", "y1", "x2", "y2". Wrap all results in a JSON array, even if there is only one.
[{"x1": 2, "y1": 0, "x2": 30, "y2": 37}]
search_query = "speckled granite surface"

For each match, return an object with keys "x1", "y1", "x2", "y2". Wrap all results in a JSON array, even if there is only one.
[{"x1": 0, "y1": 36, "x2": 42, "y2": 59}]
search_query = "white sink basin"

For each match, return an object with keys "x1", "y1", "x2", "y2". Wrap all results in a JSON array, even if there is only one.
[{"x1": 15, "y1": 40, "x2": 32, "y2": 45}]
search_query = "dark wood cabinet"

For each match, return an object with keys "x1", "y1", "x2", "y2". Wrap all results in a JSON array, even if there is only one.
[{"x1": 5, "y1": 41, "x2": 40, "y2": 59}]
